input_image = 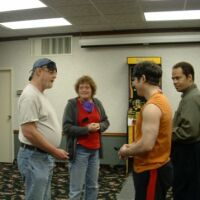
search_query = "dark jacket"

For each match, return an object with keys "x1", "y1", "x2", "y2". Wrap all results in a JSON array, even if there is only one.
[
  {"x1": 173, "y1": 84, "x2": 200, "y2": 143},
  {"x1": 62, "y1": 97, "x2": 110, "y2": 161}
]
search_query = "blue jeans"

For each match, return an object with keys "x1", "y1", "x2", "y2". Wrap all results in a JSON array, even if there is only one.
[
  {"x1": 69, "y1": 144, "x2": 100, "y2": 200},
  {"x1": 17, "y1": 147, "x2": 55, "y2": 200}
]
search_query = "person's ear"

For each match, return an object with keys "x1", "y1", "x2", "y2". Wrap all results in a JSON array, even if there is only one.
[
  {"x1": 188, "y1": 74, "x2": 193, "y2": 82},
  {"x1": 141, "y1": 75, "x2": 146, "y2": 83},
  {"x1": 35, "y1": 68, "x2": 42, "y2": 77}
]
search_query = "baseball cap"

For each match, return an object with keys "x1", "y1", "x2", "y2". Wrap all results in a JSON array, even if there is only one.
[
  {"x1": 29, "y1": 58, "x2": 57, "y2": 81},
  {"x1": 33, "y1": 58, "x2": 53, "y2": 69}
]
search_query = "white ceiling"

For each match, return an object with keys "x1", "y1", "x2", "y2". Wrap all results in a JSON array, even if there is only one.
[{"x1": 0, "y1": 0, "x2": 200, "y2": 40}]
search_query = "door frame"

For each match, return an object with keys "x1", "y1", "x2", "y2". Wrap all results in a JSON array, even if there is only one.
[{"x1": 0, "y1": 68, "x2": 13, "y2": 162}]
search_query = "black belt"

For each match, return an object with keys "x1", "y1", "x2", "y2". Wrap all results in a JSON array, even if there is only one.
[{"x1": 21, "y1": 143, "x2": 47, "y2": 154}]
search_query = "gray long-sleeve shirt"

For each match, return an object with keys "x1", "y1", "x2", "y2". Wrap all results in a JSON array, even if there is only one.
[{"x1": 173, "y1": 84, "x2": 200, "y2": 143}]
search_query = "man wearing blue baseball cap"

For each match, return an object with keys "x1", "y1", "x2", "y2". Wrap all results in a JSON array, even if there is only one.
[
  {"x1": 28, "y1": 58, "x2": 57, "y2": 81},
  {"x1": 17, "y1": 58, "x2": 69, "y2": 200}
]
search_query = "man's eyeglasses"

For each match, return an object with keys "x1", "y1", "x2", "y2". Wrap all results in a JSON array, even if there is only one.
[
  {"x1": 42, "y1": 67, "x2": 57, "y2": 75},
  {"x1": 46, "y1": 61, "x2": 57, "y2": 72},
  {"x1": 40, "y1": 61, "x2": 57, "y2": 72}
]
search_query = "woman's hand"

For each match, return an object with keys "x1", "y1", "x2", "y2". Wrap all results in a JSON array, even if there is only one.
[{"x1": 87, "y1": 123, "x2": 100, "y2": 132}]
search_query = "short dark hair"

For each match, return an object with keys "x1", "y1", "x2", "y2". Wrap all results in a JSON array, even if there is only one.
[
  {"x1": 75, "y1": 75, "x2": 97, "y2": 97},
  {"x1": 133, "y1": 61, "x2": 162, "y2": 86},
  {"x1": 172, "y1": 61, "x2": 194, "y2": 81}
]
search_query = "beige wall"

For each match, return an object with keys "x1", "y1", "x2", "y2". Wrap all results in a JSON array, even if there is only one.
[{"x1": 0, "y1": 35, "x2": 200, "y2": 134}]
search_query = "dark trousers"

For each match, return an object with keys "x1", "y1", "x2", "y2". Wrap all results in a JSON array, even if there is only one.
[
  {"x1": 171, "y1": 142, "x2": 200, "y2": 200},
  {"x1": 132, "y1": 161, "x2": 173, "y2": 200}
]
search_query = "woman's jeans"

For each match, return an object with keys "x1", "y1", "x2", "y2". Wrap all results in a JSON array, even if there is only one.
[
  {"x1": 69, "y1": 144, "x2": 100, "y2": 200},
  {"x1": 17, "y1": 147, "x2": 55, "y2": 200}
]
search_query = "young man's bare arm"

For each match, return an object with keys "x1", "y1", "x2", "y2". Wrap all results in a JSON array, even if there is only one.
[{"x1": 119, "y1": 104, "x2": 161, "y2": 158}]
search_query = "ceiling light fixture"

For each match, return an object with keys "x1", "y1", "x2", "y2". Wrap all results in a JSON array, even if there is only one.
[
  {"x1": 144, "y1": 10, "x2": 200, "y2": 21},
  {"x1": 0, "y1": 0, "x2": 46, "y2": 12},
  {"x1": 0, "y1": 18, "x2": 71, "y2": 29}
]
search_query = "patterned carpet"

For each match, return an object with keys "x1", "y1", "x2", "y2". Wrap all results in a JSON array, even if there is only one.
[
  {"x1": 0, "y1": 162, "x2": 173, "y2": 200},
  {"x1": 0, "y1": 162, "x2": 126, "y2": 200}
]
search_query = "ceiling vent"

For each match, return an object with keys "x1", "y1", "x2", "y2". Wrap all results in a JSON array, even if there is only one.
[{"x1": 30, "y1": 36, "x2": 72, "y2": 56}]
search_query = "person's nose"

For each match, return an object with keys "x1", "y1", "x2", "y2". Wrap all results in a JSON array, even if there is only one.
[
  {"x1": 53, "y1": 73, "x2": 57, "y2": 79},
  {"x1": 173, "y1": 79, "x2": 178, "y2": 86}
]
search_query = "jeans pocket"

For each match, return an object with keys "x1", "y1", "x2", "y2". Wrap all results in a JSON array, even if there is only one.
[{"x1": 17, "y1": 148, "x2": 34, "y2": 178}]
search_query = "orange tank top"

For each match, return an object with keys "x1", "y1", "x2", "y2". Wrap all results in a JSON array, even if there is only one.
[{"x1": 133, "y1": 92, "x2": 172, "y2": 173}]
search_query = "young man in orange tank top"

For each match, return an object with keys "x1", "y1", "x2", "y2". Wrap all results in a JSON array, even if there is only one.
[{"x1": 118, "y1": 61, "x2": 173, "y2": 200}]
